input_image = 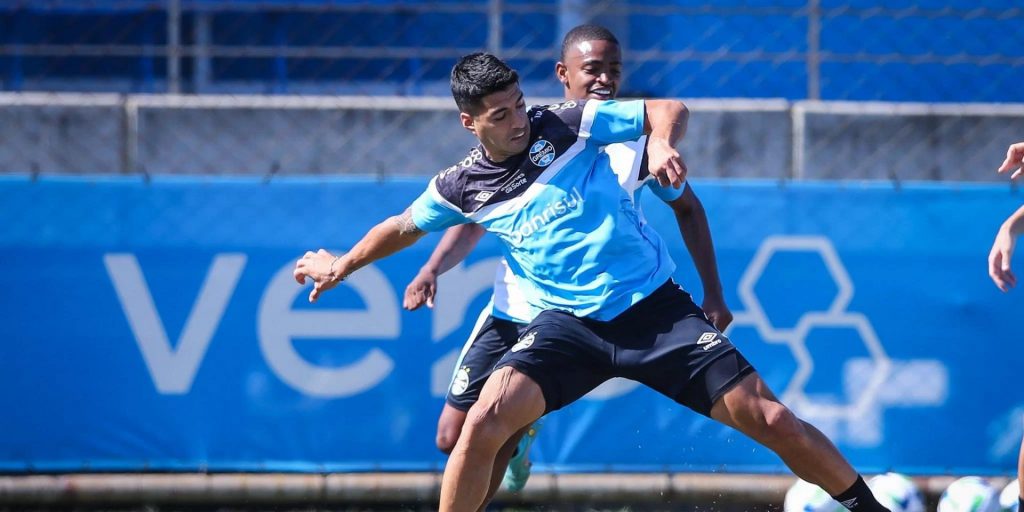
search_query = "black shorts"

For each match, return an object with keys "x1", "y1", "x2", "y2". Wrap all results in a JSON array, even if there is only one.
[
  {"x1": 445, "y1": 310, "x2": 529, "y2": 411},
  {"x1": 495, "y1": 280, "x2": 755, "y2": 416}
]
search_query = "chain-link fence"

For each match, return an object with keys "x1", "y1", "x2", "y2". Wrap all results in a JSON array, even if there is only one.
[
  {"x1": 1, "y1": 1, "x2": 1023, "y2": 180},
  {"x1": 2, "y1": 1, "x2": 1023, "y2": 101},
  {"x1": 5, "y1": 93, "x2": 1024, "y2": 181}
]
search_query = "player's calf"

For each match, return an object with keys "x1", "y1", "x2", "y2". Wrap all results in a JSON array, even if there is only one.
[{"x1": 503, "y1": 419, "x2": 543, "y2": 492}]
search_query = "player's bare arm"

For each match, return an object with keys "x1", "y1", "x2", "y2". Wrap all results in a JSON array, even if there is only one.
[
  {"x1": 643, "y1": 99, "x2": 689, "y2": 188},
  {"x1": 667, "y1": 185, "x2": 732, "y2": 331},
  {"x1": 989, "y1": 142, "x2": 1024, "y2": 292},
  {"x1": 294, "y1": 207, "x2": 428, "y2": 303},
  {"x1": 998, "y1": 141, "x2": 1024, "y2": 180},
  {"x1": 404, "y1": 223, "x2": 487, "y2": 310},
  {"x1": 989, "y1": 204, "x2": 1024, "y2": 292}
]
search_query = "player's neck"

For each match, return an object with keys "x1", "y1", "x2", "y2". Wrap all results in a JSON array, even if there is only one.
[{"x1": 480, "y1": 143, "x2": 517, "y2": 164}]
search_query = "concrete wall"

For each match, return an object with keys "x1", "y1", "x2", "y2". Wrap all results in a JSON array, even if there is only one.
[
  {"x1": 136, "y1": 107, "x2": 477, "y2": 176},
  {"x1": 0, "y1": 104, "x2": 123, "y2": 174},
  {"x1": 683, "y1": 109, "x2": 792, "y2": 179},
  {"x1": 2, "y1": 95, "x2": 1022, "y2": 182},
  {"x1": 802, "y1": 113, "x2": 1024, "y2": 181}
]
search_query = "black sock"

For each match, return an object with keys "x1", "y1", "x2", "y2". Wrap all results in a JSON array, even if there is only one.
[
  {"x1": 832, "y1": 475, "x2": 890, "y2": 512},
  {"x1": 1018, "y1": 496, "x2": 1022, "y2": 512}
]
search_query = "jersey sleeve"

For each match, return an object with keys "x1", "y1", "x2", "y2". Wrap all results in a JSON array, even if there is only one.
[
  {"x1": 644, "y1": 177, "x2": 686, "y2": 202},
  {"x1": 581, "y1": 99, "x2": 646, "y2": 145},
  {"x1": 410, "y1": 176, "x2": 470, "y2": 232}
]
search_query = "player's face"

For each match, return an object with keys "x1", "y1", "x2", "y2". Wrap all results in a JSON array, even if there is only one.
[
  {"x1": 462, "y1": 83, "x2": 530, "y2": 162},
  {"x1": 556, "y1": 39, "x2": 622, "y2": 101}
]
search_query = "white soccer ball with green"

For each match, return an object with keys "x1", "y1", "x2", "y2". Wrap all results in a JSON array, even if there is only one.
[
  {"x1": 938, "y1": 476, "x2": 1000, "y2": 512},
  {"x1": 785, "y1": 478, "x2": 842, "y2": 512},
  {"x1": 999, "y1": 479, "x2": 1019, "y2": 512},
  {"x1": 868, "y1": 472, "x2": 925, "y2": 512}
]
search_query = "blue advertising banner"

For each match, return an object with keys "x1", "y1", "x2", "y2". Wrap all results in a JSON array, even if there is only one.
[{"x1": 0, "y1": 176, "x2": 1021, "y2": 475}]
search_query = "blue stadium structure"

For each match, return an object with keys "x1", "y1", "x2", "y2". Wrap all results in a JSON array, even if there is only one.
[{"x1": 1, "y1": 0, "x2": 1021, "y2": 101}]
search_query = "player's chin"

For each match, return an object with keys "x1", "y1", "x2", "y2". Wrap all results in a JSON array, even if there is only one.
[{"x1": 509, "y1": 136, "x2": 529, "y2": 153}]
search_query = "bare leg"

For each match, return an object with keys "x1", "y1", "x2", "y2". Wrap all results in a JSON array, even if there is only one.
[
  {"x1": 437, "y1": 392, "x2": 524, "y2": 511},
  {"x1": 440, "y1": 367, "x2": 545, "y2": 512},
  {"x1": 476, "y1": 427, "x2": 528, "y2": 512},
  {"x1": 436, "y1": 404, "x2": 469, "y2": 454},
  {"x1": 1018, "y1": 433, "x2": 1023, "y2": 500},
  {"x1": 710, "y1": 372, "x2": 857, "y2": 494}
]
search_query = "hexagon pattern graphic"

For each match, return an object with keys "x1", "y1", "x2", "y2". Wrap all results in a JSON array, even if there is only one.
[{"x1": 726, "y1": 236, "x2": 947, "y2": 446}]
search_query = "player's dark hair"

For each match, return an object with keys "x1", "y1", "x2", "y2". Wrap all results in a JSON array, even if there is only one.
[
  {"x1": 560, "y1": 24, "x2": 620, "y2": 60},
  {"x1": 450, "y1": 52, "x2": 520, "y2": 114}
]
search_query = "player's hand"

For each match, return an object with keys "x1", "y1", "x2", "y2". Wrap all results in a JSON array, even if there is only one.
[
  {"x1": 403, "y1": 269, "x2": 438, "y2": 310},
  {"x1": 293, "y1": 249, "x2": 342, "y2": 303},
  {"x1": 646, "y1": 137, "x2": 687, "y2": 189},
  {"x1": 702, "y1": 295, "x2": 734, "y2": 331},
  {"x1": 998, "y1": 142, "x2": 1024, "y2": 180},
  {"x1": 989, "y1": 226, "x2": 1018, "y2": 292}
]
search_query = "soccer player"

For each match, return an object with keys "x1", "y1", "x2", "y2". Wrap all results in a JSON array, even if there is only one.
[
  {"x1": 294, "y1": 53, "x2": 889, "y2": 512},
  {"x1": 402, "y1": 24, "x2": 732, "y2": 496},
  {"x1": 987, "y1": 140, "x2": 1024, "y2": 512}
]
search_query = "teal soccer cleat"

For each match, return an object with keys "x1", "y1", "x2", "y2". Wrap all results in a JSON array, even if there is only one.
[{"x1": 502, "y1": 419, "x2": 543, "y2": 492}]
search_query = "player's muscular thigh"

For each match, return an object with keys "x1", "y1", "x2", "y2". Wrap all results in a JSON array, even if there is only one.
[{"x1": 468, "y1": 367, "x2": 544, "y2": 437}]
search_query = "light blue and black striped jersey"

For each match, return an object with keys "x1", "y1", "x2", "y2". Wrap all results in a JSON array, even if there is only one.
[
  {"x1": 490, "y1": 137, "x2": 684, "y2": 324},
  {"x1": 411, "y1": 99, "x2": 678, "y2": 321}
]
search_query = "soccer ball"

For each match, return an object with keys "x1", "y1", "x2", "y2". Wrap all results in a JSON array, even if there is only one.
[
  {"x1": 785, "y1": 478, "x2": 842, "y2": 512},
  {"x1": 938, "y1": 476, "x2": 1000, "y2": 512},
  {"x1": 868, "y1": 473, "x2": 925, "y2": 512},
  {"x1": 999, "y1": 479, "x2": 1019, "y2": 512}
]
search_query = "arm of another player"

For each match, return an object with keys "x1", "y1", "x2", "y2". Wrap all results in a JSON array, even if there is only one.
[
  {"x1": 989, "y1": 141, "x2": 1024, "y2": 292},
  {"x1": 294, "y1": 208, "x2": 429, "y2": 303},
  {"x1": 989, "y1": 204, "x2": 1024, "y2": 292},
  {"x1": 998, "y1": 141, "x2": 1024, "y2": 179},
  {"x1": 643, "y1": 99, "x2": 689, "y2": 189},
  {"x1": 663, "y1": 184, "x2": 732, "y2": 330},
  {"x1": 403, "y1": 223, "x2": 486, "y2": 310}
]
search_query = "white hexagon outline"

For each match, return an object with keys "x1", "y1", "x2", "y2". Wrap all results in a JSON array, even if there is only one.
[
  {"x1": 723, "y1": 312, "x2": 803, "y2": 393},
  {"x1": 782, "y1": 312, "x2": 892, "y2": 420},
  {"x1": 737, "y1": 236, "x2": 853, "y2": 342}
]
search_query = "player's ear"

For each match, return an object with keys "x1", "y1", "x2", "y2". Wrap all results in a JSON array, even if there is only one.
[
  {"x1": 460, "y1": 112, "x2": 477, "y2": 135},
  {"x1": 555, "y1": 61, "x2": 568, "y2": 87}
]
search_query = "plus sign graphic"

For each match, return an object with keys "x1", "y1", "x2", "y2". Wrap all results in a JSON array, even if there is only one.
[{"x1": 725, "y1": 236, "x2": 947, "y2": 447}]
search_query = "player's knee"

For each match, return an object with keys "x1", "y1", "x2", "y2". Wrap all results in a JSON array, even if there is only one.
[
  {"x1": 462, "y1": 400, "x2": 515, "y2": 450},
  {"x1": 436, "y1": 405, "x2": 469, "y2": 455},
  {"x1": 757, "y1": 401, "x2": 804, "y2": 445},
  {"x1": 436, "y1": 427, "x2": 459, "y2": 455}
]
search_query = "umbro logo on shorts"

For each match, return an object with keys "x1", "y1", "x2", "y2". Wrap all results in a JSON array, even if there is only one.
[{"x1": 697, "y1": 332, "x2": 723, "y2": 351}]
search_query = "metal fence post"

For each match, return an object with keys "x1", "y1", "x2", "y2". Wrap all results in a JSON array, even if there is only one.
[
  {"x1": 194, "y1": 10, "x2": 212, "y2": 93},
  {"x1": 167, "y1": 0, "x2": 182, "y2": 94},
  {"x1": 806, "y1": 0, "x2": 821, "y2": 101},
  {"x1": 790, "y1": 101, "x2": 806, "y2": 180},
  {"x1": 558, "y1": 0, "x2": 587, "y2": 42},
  {"x1": 488, "y1": 0, "x2": 503, "y2": 57},
  {"x1": 122, "y1": 95, "x2": 139, "y2": 175}
]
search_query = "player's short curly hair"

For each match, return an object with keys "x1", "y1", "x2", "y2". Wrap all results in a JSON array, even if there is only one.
[
  {"x1": 450, "y1": 52, "x2": 519, "y2": 114},
  {"x1": 560, "y1": 24, "x2": 620, "y2": 61}
]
